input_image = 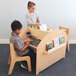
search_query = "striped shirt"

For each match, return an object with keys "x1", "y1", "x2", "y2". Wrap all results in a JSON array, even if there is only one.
[{"x1": 10, "y1": 33, "x2": 29, "y2": 56}]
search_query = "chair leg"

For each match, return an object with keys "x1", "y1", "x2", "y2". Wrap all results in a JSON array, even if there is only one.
[
  {"x1": 67, "y1": 31, "x2": 70, "y2": 51},
  {"x1": 8, "y1": 55, "x2": 11, "y2": 65},
  {"x1": 8, "y1": 61, "x2": 15, "y2": 75},
  {"x1": 67, "y1": 41, "x2": 70, "y2": 51},
  {"x1": 27, "y1": 58, "x2": 32, "y2": 72}
]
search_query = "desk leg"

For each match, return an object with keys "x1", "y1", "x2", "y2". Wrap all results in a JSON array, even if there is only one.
[
  {"x1": 36, "y1": 50, "x2": 39, "y2": 75},
  {"x1": 36, "y1": 71, "x2": 39, "y2": 75},
  {"x1": 36, "y1": 63, "x2": 39, "y2": 75}
]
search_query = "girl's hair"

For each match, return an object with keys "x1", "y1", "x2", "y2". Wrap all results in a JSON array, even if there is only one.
[{"x1": 27, "y1": 1, "x2": 36, "y2": 9}]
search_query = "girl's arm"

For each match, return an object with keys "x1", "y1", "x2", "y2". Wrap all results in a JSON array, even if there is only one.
[{"x1": 36, "y1": 14, "x2": 41, "y2": 23}]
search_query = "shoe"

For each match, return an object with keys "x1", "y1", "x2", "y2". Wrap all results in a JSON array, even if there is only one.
[{"x1": 20, "y1": 64, "x2": 28, "y2": 69}]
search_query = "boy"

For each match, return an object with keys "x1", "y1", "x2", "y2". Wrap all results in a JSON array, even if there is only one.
[{"x1": 10, "y1": 20, "x2": 35, "y2": 69}]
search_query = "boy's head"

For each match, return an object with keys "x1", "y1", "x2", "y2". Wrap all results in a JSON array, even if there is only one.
[
  {"x1": 27, "y1": 1, "x2": 36, "y2": 13},
  {"x1": 11, "y1": 20, "x2": 22, "y2": 35}
]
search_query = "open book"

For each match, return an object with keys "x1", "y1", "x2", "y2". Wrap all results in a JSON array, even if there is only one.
[{"x1": 39, "y1": 24, "x2": 47, "y2": 31}]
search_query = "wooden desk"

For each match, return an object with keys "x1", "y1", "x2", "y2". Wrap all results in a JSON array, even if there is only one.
[{"x1": 19, "y1": 27, "x2": 67, "y2": 75}]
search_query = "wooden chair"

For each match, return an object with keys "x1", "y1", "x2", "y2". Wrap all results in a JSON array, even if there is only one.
[
  {"x1": 8, "y1": 43, "x2": 31, "y2": 75},
  {"x1": 59, "y1": 26, "x2": 70, "y2": 51}
]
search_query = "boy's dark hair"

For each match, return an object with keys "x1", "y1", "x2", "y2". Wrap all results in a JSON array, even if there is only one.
[
  {"x1": 11, "y1": 20, "x2": 22, "y2": 31},
  {"x1": 27, "y1": 1, "x2": 36, "y2": 9}
]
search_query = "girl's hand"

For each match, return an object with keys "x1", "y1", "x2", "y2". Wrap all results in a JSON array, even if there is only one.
[{"x1": 36, "y1": 23, "x2": 41, "y2": 26}]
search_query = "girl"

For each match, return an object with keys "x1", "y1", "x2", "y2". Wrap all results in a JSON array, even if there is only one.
[{"x1": 26, "y1": 1, "x2": 41, "y2": 26}]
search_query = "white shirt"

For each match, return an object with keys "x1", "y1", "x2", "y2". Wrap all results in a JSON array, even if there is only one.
[{"x1": 26, "y1": 11, "x2": 41, "y2": 26}]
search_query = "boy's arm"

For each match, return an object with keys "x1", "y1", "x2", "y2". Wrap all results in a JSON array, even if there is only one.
[
  {"x1": 19, "y1": 45, "x2": 28, "y2": 52},
  {"x1": 19, "y1": 42, "x2": 30, "y2": 52},
  {"x1": 14, "y1": 39, "x2": 30, "y2": 52}
]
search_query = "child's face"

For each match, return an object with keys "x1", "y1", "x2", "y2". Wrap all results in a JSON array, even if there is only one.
[
  {"x1": 16, "y1": 29, "x2": 21, "y2": 35},
  {"x1": 29, "y1": 5, "x2": 36, "y2": 13}
]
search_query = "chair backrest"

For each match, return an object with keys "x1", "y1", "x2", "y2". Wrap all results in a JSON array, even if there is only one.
[
  {"x1": 59, "y1": 26, "x2": 70, "y2": 43},
  {"x1": 59, "y1": 26, "x2": 70, "y2": 35},
  {"x1": 10, "y1": 43, "x2": 17, "y2": 59}
]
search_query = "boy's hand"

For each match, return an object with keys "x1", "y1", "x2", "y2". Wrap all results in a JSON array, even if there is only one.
[
  {"x1": 19, "y1": 41, "x2": 30, "y2": 52},
  {"x1": 24, "y1": 40, "x2": 30, "y2": 43},
  {"x1": 26, "y1": 42, "x2": 30, "y2": 47},
  {"x1": 24, "y1": 38, "x2": 31, "y2": 43},
  {"x1": 20, "y1": 36, "x2": 24, "y2": 39}
]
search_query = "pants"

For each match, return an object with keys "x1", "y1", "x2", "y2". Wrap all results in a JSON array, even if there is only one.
[{"x1": 20, "y1": 47, "x2": 36, "y2": 69}]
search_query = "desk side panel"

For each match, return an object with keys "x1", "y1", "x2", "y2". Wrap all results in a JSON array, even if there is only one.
[{"x1": 36, "y1": 30, "x2": 67, "y2": 75}]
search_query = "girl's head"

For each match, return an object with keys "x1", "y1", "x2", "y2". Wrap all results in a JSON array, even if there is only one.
[{"x1": 27, "y1": 1, "x2": 36, "y2": 13}]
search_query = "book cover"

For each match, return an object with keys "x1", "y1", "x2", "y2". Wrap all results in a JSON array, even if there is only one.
[
  {"x1": 53, "y1": 38, "x2": 60, "y2": 47},
  {"x1": 32, "y1": 26, "x2": 39, "y2": 29},
  {"x1": 59, "y1": 36, "x2": 65, "y2": 44},
  {"x1": 46, "y1": 42, "x2": 53, "y2": 50}
]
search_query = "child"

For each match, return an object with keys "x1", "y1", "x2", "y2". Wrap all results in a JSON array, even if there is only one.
[
  {"x1": 10, "y1": 20, "x2": 35, "y2": 69},
  {"x1": 26, "y1": 1, "x2": 41, "y2": 26}
]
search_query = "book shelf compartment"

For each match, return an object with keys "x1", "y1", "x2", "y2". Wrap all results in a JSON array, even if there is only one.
[{"x1": 44, "y1": 43, "x2": 66, "y2": 54}]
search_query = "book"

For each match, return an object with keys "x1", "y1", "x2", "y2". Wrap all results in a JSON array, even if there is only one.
[
  {"x1": 59, "y1": 36, "x2": 65, "y2": 44},
  {"x1": 53, "y1": 38, "x2": 60, "y2": 47},
  {"x1": 39, "y1": 24, "x2": 47, "y2": 31},
  {"x1": 32, "y1": 25, "x2": 39, "y2": 29},
  {"x1": 46, "y1": 42, "x2": 53, "y2": 50}
]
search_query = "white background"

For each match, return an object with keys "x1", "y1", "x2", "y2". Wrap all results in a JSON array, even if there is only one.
[{"x1": 0, "y1": 0, "x2": 76, "y2": 40}]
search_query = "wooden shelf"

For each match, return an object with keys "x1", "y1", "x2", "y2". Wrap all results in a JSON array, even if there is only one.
[{"x1": 44, "y1": 43, "x2": 66, "y2": 54}]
